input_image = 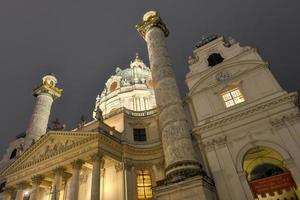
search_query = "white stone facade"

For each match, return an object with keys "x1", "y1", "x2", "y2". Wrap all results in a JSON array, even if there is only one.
[
  {"x1": 94, "y1": 54, "x2": 156, "y2": 118},
  {"x1": 0, "y1": 11, "x2": 299, "y2": 200},
  {"x1": 186, "y1": 36, "x2": 300, "y2": 199}
]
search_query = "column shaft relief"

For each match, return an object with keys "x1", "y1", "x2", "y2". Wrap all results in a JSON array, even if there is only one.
[
  {"x1": 25, "y1": 94, "x2": 53, "y2": 148},
  {"x1": 136, "y1": 11, "x2": 201, "y2": 180},
  {"x1": 24, "y1": 74, "x2": 62, "y2": 149}
]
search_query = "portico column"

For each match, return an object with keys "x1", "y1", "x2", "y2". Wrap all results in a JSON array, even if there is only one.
[
  {"x1": 30, "y1": 175, "x2": 44, "y2": 200},
  {"x1": 15, "y1": 181, "x2": 28, "y2": 200},
  {"x1": 69, "y1": 159, "x2": 84, "y2": 200},
  {"x1": 136, "y1": 11, "x2": 201, "y2": 180},
  {"x1": 51, "y1": 167, "x2": 65, "y2": 200},
  {"x1": 90, "y1": 152, "x2": 104, "y2": 200},
  {"x1": 2, "y1": 186, "x2": 14, "y2": 200}
]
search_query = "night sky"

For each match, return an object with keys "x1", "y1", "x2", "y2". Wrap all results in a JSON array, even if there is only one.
[{"x1": 0, "y1": 1, "x2": 299, "y2": 155}]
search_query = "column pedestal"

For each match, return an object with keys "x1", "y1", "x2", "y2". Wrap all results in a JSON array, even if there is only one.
[
  {"x1": 153, "y1": 176, "x2": 217, "y2": 200},
  {"x1": 154, "y1": 176, "x2": 216, "y2": 200}
]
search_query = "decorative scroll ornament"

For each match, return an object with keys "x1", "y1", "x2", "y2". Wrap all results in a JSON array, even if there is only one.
[
  {"x1": 215, "y1": 70, "x2": 231, "y2": 82},
  {"x1": 188, "y1": 53, "x2": 199, "y2": 65}
]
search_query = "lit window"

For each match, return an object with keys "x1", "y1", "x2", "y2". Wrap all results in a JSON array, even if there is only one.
[
  {"x1": 221, "y1": 88, "x2": 245, "y2": 108},
  {"x1": 137, "y1": 170, "x2": 153, "y2": 200}
]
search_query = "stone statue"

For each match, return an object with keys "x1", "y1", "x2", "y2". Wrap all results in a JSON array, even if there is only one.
[
  {"x1": 78, "y1": 115, "x2": 86, "y2": 129},
  {"x1": 94, "y1": 107, "x2": 103, "y2": 121},
  {"x1": 50, "y1": 118, "x2": 66, "y2": 131}
]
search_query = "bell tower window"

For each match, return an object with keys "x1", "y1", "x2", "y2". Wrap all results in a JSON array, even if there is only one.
[
  {"x1": 221, "y1": 88, "x2": 245, "y2": 108},
  {"x1": 133, "y1": 128, "x2": 147, "y2": 141},
  {"x1": 208, "y1": 53, "x2": 224, "y2": 67}
]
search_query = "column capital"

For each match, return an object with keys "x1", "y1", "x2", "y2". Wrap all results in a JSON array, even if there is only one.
[
  {"x1": 16, "y1": 181, "x2": 29, "y2": 190},
  {"x1": 31, "y1": 175, "x2": 44, "y2": 185},
  {"x1": 3, "y1": 186, "x2": 15, "y2": 195},
  {"x1": 53, "y1": 166, "x2": 65, "y2": 175},
  {"x1": 136, "y1": 10, "x2": 169, "y2": 39},
  {"x1": 115, "y1": 162, "x2": 124, "y2": 172},
  {"x1": 90, "y1": 152, "x2": 104, "y2": 162},
  {"x1": 62, "y1": 172, "x2": 72, "y2": 182},
  {"x1": 71, "y1": 159, "x2": 84, "y2": 170}
]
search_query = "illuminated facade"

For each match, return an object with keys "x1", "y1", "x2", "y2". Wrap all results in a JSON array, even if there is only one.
[{"x1": 0, "y1": 11, "x2": 300, "y2": 200}]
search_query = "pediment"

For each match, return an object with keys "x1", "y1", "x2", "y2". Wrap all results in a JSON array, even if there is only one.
[
  {"x1": 189, "y1": 60, "x2": 265, "y2": 95},
  {"x1": 3, "y1": 131, "x2": 98, "y2": 175}
]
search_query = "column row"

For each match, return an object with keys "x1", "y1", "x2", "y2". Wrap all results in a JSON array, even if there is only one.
[{"x1": 3, "y1": 153, "x2": 104, "y2": 200}]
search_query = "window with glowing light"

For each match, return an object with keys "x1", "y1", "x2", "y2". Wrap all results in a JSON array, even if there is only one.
[
  {"x1": 221, "y1": 88, "x2": 245, "y2": 108},
  {"x1": 137, "y1": 170, "x2": 153, "y2": 200}
]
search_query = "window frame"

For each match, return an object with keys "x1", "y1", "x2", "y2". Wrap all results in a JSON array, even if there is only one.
[
  {"x1": 133, "y1": 128, "x2": 147, "y2": 142},
  {"x1": 220, "y1": 86, "x2": 245, "y2": 108},
  {"x1": 136, "y1": 169, "x2": 153, "y2": 200}
]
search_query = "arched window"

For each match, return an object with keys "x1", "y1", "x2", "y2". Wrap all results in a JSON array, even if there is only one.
[
  {"x1": 137, "y1": 170, "x2": 153, "y2": 200},
  {"x1": 207, "y1": 53, "x2": 224, "y2": 67},
  {"x1": 243, "y1": 146, "x2": 297, "y2": 199},
  {"x1": 250, "y1": 163, "x2": 284, "y2": 181},
  {"x1": 109, "y1": 82, "x2": 118, "y2": 92},
  {"x1": 9, "y1": 148, "x2": 17, "y2": 159}
]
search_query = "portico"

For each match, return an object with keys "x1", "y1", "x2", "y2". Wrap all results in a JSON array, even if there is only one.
[{"x1": 2, "y1": 129, "x2": 122, "y2": 200}]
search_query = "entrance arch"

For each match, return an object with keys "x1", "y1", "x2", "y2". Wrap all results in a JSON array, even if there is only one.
[{"x1": 242, "y1": 146, "x2": 298, "y2": 199}]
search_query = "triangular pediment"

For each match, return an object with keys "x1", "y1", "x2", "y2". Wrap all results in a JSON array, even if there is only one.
[{"x1": 3, "y1": 131, "x2": 99, "y2": 176}]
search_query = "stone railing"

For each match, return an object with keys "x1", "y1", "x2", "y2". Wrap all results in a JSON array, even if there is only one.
[
  {"x1": 123, "y1": 107, "x2": 157, "y2": 117},
  {"x1": 103, "y1": 107, "x2": 157, "y2": 119}
]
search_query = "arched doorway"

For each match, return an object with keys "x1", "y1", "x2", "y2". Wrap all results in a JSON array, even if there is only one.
[{"x1": 243, "y1": 146, "x2": 298, "y2": 199}]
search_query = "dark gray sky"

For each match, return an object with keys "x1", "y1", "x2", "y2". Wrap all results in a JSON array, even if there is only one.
[{"x1": 0, "y1": 0, "x2": 299, "y2": 155}]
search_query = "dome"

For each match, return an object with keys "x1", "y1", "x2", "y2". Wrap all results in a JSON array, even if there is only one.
[{"x1": 93, "y1": 54, "x2": 157, "y2": 118}]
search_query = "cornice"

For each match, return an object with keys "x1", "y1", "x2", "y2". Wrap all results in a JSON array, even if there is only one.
[
  {"x1": 2, "y1": 129, "x2": 163, "y2": 179},
  {"x1": 192, "y1": 92, "x2": 298, "y2": 133}
]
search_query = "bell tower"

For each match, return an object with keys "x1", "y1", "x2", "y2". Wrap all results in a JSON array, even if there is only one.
[{"x1": 24, "y1": 73, "x2": 62, "y2": 149}]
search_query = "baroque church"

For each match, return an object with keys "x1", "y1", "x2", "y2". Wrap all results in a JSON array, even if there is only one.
[{"x1": 0, "y1": 11, "x2": 299, "y2": 200}]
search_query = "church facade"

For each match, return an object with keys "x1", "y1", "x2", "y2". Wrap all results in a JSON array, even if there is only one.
[{"x1": 0, "y1": 11, "x2": 299, "y2": 200}]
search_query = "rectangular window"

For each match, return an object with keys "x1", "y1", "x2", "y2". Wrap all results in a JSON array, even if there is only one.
[
  {"x1": 137, "y1": 170, "x2": 153, "y2": 200},
  {"x1": 221, "y1": 88, "x2": 245, "y2": 108},
  {"x1": 133, "y1": 128, "x2": 147, "y2": 141}
]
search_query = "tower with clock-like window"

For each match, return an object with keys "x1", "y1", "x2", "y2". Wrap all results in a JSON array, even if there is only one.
[{"x1": 186, "y1": 35, "x2": 300, "y2": 199}]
